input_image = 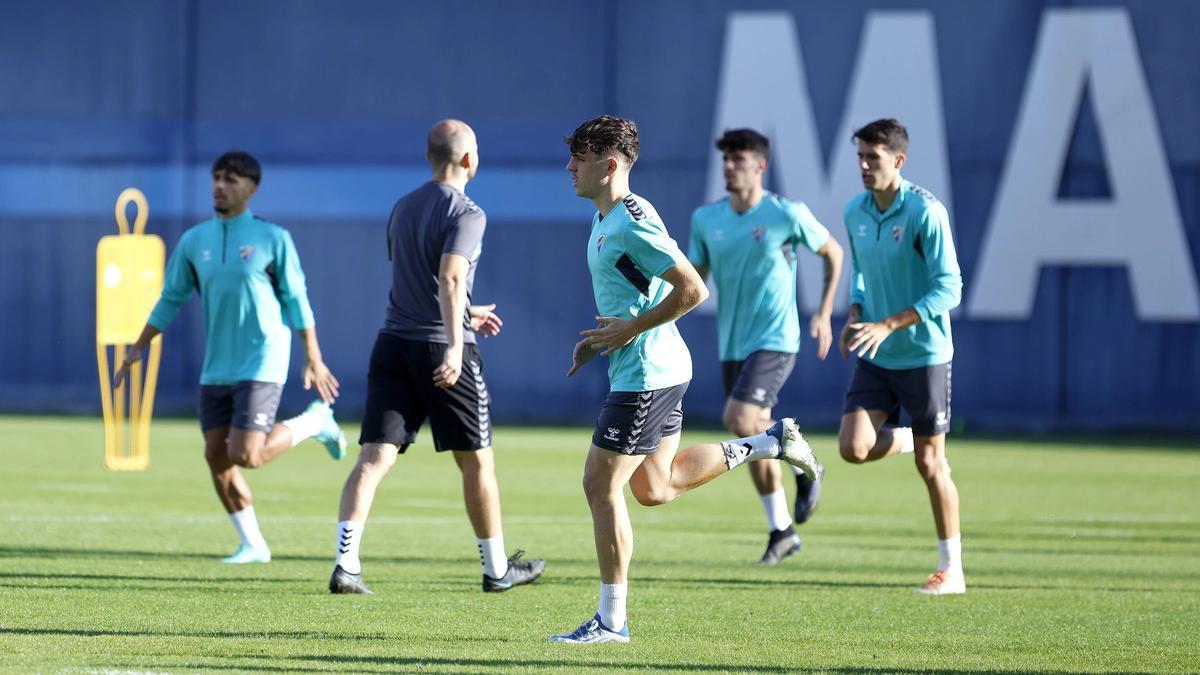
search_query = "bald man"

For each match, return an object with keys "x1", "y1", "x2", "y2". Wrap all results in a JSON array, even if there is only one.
[{"x1": 328, "y1": 120, "x2": 545, "y2": 595}]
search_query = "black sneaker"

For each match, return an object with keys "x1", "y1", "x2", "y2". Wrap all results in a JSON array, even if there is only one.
[
  {"x1": 759, "y1": 526, "x2": 802, "y2": 566},
  {"x1": 482, "y1": 550, "x2": 546, "y2": 592},
  {"x1": 329, "y1": 565, "x2": 373, "y2": 595},
  {"x1": 794, "y1": 463, "x2": 825, "y2": 524}
]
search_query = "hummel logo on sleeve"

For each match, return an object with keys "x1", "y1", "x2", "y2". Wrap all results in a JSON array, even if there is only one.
[{"x1": 622, "y1": 196, "x2": 646, "y2": 221}]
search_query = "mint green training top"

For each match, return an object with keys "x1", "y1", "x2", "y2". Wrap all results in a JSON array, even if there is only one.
[
  {"x1": 844, "y1": 179, "x2": 962, "y2": 369},
  {"x1": 689, "y1": 193, "x2": 830, "y2": 361},
  {"x1": 147, "y1": 210, "x2": 315, "y2": 385},
  {"x1": 586, "y1": 194, "x2": 693, "y2": 392}
]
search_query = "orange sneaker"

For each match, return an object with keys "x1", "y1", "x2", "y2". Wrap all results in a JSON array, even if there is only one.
[{"x1": 915, "y1": 569, "x2": 965, "y2": 595}]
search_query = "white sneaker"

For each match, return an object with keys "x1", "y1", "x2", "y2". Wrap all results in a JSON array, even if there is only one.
[
  {"x1": 768, "y1": 418, "x2": 819, "y2": 480},
  {"x1": 915, "y1": 569, "x2": 966, "y2": 595}
]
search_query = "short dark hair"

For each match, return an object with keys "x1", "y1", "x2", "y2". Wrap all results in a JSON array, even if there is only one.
[
  {"x1": 564, "y1": 115, "x2": 640, "y2": 164},
  {"x1": 212, "y1": 150, "x2": 262, "y2": 185},
  {"x1": 715, "y1": 128, "x2": 770, "y2": 157},
  {"x1": 852, "y1": 119, "x2": 909, "y2": 155}
]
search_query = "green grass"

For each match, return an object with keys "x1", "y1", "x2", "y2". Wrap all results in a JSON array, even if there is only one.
[{"x1": 1, "y1": 415, "x2": 1198, "y2": 673}]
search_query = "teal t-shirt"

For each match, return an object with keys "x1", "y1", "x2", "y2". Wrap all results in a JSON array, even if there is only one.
[
  {"x1": 843, "y1": 178, "x2": 962, "y2": 369},
  {"x1": 147, "y1": 210, "x2": 315, "y2": 385},
  {"x1": 586, "y1": 194, "x2": 692, "y2": 392},
  {"x1": 689, "y1": 193, "x2": 829, "y2": 361}
]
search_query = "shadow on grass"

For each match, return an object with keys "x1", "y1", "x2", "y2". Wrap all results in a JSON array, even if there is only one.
[
  {"x1": 0, "y1": 626, "x2": 500, "y2": 643},
  {"x1": 125, "y1": 653, "x2": 1151, "y2": 675},
  {"x1": 0, "y1": 545, "x2": 589, "y2": 567}
]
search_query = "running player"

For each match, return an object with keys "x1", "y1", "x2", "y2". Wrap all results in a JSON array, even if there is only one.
[
  {"x1": 689, "y1": 128, "x2": 843, "y2": 565},
  {"x1": 838, "y1": 118, "x2": 965, "y2": 594},
  {"x1": 114, "y1": 150, "x2": 346, "y2": 564},
  {"x1": 549, "y1": 116, "x2": 821, "y2": 644}
]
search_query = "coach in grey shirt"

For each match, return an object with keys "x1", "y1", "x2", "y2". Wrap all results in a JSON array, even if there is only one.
[
  {"x1": 327, "y1": 119, "x2": 545, "y2": 596},
  {"x1": 383, "y1": 179, "x2": 485, "y2": 344}
]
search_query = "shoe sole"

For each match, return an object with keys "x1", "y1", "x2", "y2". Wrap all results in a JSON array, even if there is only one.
[
  {"x1": 222, "y1": 556, "x2": 271, "y2": 564},
  {"x1": 915, "y1": 585, "x2": 966, "y2": 595}
]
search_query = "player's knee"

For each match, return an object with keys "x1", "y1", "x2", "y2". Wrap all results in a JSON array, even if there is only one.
[
  {"x1": 204, "y1": 443, "x2": 228, "y2": 468},
  {"x1": 630, "y1": 483, "x2": 673, "y2": 507},
  {"x1": 915, "y1": 454, "x2": 949, "y2": 481},
  {"x1": 581, "y1": 472, "x2": 620, "y2": 506},
  {"x1": 229, "y1": 447, "x2": 263, "y2": 469},
  {"x1": 357, "y1": 450, "x2": 396, "y2": 478},
  {"x1": 838, "y1": 435, "x2": 871, "y2": 463},
  {"x1": 722, "y1": 410, "x2": 759, "y2": 438}
]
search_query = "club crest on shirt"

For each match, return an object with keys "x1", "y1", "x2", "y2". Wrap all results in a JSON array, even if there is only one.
[
  {"x1": 201, "y1": 249, "x2": 212, "y2": 262},
  {"x1": 891, "y1": 225, "x2": 904, "y2": 243},
  {"x1": 239, "y1": 245, "x2": 255, "y2": 262},
  {"x1": 856, "y1": 223, "x2": 867, "y2": 237},
  {"x1": 596, "y1": 234, "x2": 605, "y2": 252},
  {"x1": 751, "y1": 226, "x2": 766, "y2": 242}
]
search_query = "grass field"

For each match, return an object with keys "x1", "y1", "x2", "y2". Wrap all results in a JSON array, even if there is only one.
[{"x1": 1, "y1": 416, "x2": 1198, "y2": 673}]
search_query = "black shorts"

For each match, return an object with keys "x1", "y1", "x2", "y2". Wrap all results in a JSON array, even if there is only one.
[
  {"x1": 843, "y1": 359, "x2": 952, "y2": 436},
  {"x1": 721, "y1": 350, "x2": 796, "y2": 408},
  {"x1": 592, "y1": 383, "x2": 688, "y2": 455},
  {"x1": 359, "y1": 333, "x2": 491, "y2": 452},
  {"x1": 198, "y1": 381, "x2": 283, "y2": 433}
]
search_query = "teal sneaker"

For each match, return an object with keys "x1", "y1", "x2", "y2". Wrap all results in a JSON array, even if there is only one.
[
  {"x1": 307, "y1": 400, "x2": 347, "y2": 460},
  {"x1": 221, "y1": 543, "x2": 271, "y2": 564}
]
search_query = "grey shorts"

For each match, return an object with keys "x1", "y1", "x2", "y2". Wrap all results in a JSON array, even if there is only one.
[
  {"x1": 592, "y1": 383, "x2": 688, "y2": 455},
  {"x1": 721, "y1": 350, "x2": 797, "y2": 408},
  {"x1": 843, "y1": 359, "x2": 952, "y2": 436},
  {"x1": 198, "y1": 381, "x2": 284, "y2": 433}
]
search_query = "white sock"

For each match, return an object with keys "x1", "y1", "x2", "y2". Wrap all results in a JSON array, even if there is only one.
[
  {"x1": 885, "y1": 425, "x2": 915, "y2": 454},
  {"x1": 938, "y1": 533, "x2": 962, "y2": 573},
  {"x1": 477, "y1": 535, "x2": 507, "y2": 578},
  {"x1": 598, "y1": 582, "x2": 628, "y2": 630},
  {"x1": 281, "y1": 408, "x2": 325, "y2": 447},
  {"x1": 721, "y1": 431, "x2": 781, "y2": 470},
  {"x1": 335, "y1": 520, "x2": 364, "y2": 574},
  {"x1": 229, "y1": 506, "x2": 267, "y2": 549},
  {"x1": 789, "y1": 463, "x2": 806, "y2": 476},
  {"x1": 760, "y1": 489, "x2": 791, "y2": 532}
]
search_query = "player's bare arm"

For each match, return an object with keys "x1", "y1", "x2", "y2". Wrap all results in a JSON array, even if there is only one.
[
  {"x1": 299, "y1": 327, "x2": 339, "y2": 403},
  {"x1": 434, "y1": 252, "x2": 470, "y2": 388},
  {"x1": 810, "y1": 239, "x2": 844, "y2": 360},
  {"x1": 580, "y1": 261, "x2": 708, "y2": 356}
]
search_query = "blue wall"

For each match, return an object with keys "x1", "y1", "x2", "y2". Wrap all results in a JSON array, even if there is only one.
[{"x1": 1, "y1": 0, "x2": 1197, "y2": 432}]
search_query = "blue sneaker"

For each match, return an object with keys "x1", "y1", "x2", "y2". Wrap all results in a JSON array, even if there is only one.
[
  {"x1": 549, "y1": 614, "x2": 630, "y2": 644},
  {"x1": 307, "y1": 400, "x2": 347, "y2": 460},
  {"x1": 221, "y1": 543, "x2": 271, "y2": 564}
]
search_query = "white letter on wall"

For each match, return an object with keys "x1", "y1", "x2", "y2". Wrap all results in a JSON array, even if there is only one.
[{"x1": 969, "y1": 8, "x2": 1200, "y2": 321}]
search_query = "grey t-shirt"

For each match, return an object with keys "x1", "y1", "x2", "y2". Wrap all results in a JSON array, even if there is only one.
[{"x1": 381, "y1": 181, "x2": 485, "y2": 344}]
